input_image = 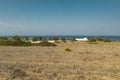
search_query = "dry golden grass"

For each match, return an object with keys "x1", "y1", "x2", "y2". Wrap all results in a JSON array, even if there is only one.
[{"x1": 0, "y1": 41, "x2": 120, "y2": 80}]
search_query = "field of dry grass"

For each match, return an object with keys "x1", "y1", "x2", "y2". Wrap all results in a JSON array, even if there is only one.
[{"x1": 0, "y1": 41, "x2": 120, "y2": 80}]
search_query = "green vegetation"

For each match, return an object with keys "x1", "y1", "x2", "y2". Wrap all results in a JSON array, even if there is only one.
[
  {"x1": 0, "y1": 36, "x2": 58, "y2": 46},
  {"x1": 87, "y1": 37, "x2": 97, "y2": 44},
  {"x1": 70, "y1": 37, "x2": 76, "y2": 42},
  {"x1": 43, "y1": 37, "x2": 47, "y2": 41},
  {"x1": 39, "y1": 41, "x2": 57, "y2": 46},
  {"x1": 0, "y1": 36, "x2": 31, "y2": 46},
  {"x1": 32, "y1": 37, "x2": 39, "y2": 41},
  {"x1": 49, "y1": 36, "x2": 59, "y2": 40},
  {"x1": 0, "y1": 36, "x2": 113, "y2": 46},
  {"x1": 39, "y1": 37, "x2": 43, "y2": 40},
  {"x1": 103, "y1": 38, "x2": 111, "y2": 42},
  {"x1": 88, "y1": 38, "x2": 97, "y2": 42},
  {"x1": 95, "y1": 37, "x2": 103, "y2": 41},
  {"x1": 31, "y1": 36, "x2": 43, "y2": 41},
  {"x1": 88, "y1": 37, "x2": 111, "y2": 43},
  {"x1": 65, "y1": 48, "x2": 72, "y2": 52},
  {"x1": 24, "y1": 36, "x2": 29, "y2": 41},
  {"x1": 12, "y1": 36, "x2": 21, "y2": 41},
  {"x1": 61, "y1": 37, "x2": 66, "y2": 43},
  {"x1": 0, "y1": 37, "x2": 8, "y2": 40},
  {"x1": 0, "y1": 40, "x2": 31, "y2": 46}
]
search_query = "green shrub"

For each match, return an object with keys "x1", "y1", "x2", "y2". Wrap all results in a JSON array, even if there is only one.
[
  {"x1": 39, "y1": 41, "x2": 56, "y2": 46},
  {"x1": 70, "y1": 37, "x2": 76, "y2": 42},
  {"x1": 88, "y1": 38, "x2": 97, "y2": 42},
  {"x1": 87, "y1": 37, "x2": 97, "y2": 44},
  {"x1": 0, "y1": 40, "x2": 12, "y2": 46},
  {"x1": 95, "y1": 37, "x2": 104, "y2": 41},
  {"x1": 12, "y1": 36, "x2": 21, "y2": 41},
  {"x1": 32, "y1": 37, "x2": 39, "y2": 41},
  {"x1": 39, "y1": 37, "x2": 43, "y2": 40},
  {"x1": 20, "y1": 41, "x2": 31, "y2": 46},
  {"x1": 88, "y1": 37, "x2": 111, "y2": 42},
  {"x1": 65, "y1": 48, "x2": 72, "y2": 52},
  {"x1": 0, "y1": 36, "x2": 31, "y2": 46},
  {"x1": 0, "y1": 37, "x2": 8, "y2": 40},
  {"x1": 103, "y1": 38, "x2": 111, "y2": 42},
  {"x1": 0, "y1": 40, "x2": 31, "y2": 46},
  {"x1": 49, "y1": 36, "x2": 59, "y2": 40},
  {"x1": 61, "y1": 38, "x2": 66, "y2": 43},
  {"x1": 24, "y1": 36, "x2": 29, "y2": 41}
]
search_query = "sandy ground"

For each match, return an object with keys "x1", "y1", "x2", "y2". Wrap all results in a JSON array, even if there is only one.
[{"x1": 0, "y1": 41, "x2": 120, "y2": 80}]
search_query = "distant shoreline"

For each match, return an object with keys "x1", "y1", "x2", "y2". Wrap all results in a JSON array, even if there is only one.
[{"x1": 0, "y1": 35, "x2": 120, "y2": 41}]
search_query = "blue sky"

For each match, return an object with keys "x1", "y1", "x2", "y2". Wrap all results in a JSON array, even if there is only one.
[{"x1": 0, "y1": 0, "x2": 120, "y2": 36}]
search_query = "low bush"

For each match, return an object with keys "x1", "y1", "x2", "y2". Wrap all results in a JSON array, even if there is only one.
[
  {"x1": 0, "y1": 37, "x2": 8, "y2": 40},
  {"x1": 0, "y1": 40, "x2": 31, "y2": 46},
  {"x1": 103, "y1": 38, "x2": 111, "y2": 42},
  {"x1": 39, "y1": 41, "x2": 56, "y2": 46},
  {"x1": 49, "y1": 36, "x2": 59, "y2": 40},
  {"x1": 0, "y1": 40, "x2": 12, "y2": 45},
  {"x1": 61, "y1": 38, "x2": 66, "y2": 43},
  {"x1": 95, "y1": 37, "x2": 104, "y2": 41},
  {"x1": 88, "y1": 38, "x2": 96, "y2": 42},
  {"x1": 70, "y1": 37, "x2": 76, "y2": 42},
  {"x1": 88, "y1": 37, "x2": 111, "y2": 43},
  {"x1": 65, "y1": 48, "x2": 72, "y2": 52},
  {"x1": 12, "y1": 36, "x2": 21, "y2": 41},
  {"x1": 32, "y1": 37, "x2": 39, "y2": 41}
]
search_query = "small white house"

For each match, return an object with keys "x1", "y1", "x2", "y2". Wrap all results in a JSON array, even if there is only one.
[
  {"x1": 30, "y1": 40, "x2": 55, "y2": 44},
  {"x1": 31, "y1": 41, "x2": 42, "y2": 44},
  {"x1": 75, "y1": 37, "x2": 88, "y2": 41},
  {"x1": 48, "y1": 40, "x2": 55, "y2": 43}
]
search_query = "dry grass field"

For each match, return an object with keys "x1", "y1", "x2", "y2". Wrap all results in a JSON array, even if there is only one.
[{"x1": 0, "y1": 41, "x2": 120, "y2": 80}]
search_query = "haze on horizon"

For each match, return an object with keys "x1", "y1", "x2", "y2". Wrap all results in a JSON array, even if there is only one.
[{"x1": 0, "y1": 0, "x2": 120, "y2": 36}]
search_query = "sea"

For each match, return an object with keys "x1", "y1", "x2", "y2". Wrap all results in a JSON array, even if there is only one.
[{"x1": 27, "y1": 36, "x2": 120, "y2": 41}]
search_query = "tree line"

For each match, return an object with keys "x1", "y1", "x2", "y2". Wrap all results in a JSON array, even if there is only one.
[{"x1": 0, "y1": 36, "x2": 73, "y2": 46}]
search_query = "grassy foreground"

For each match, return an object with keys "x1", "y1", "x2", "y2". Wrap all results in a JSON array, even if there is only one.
[{"x1": 0, "y1": 41, "x2": 120, "y2": 80}]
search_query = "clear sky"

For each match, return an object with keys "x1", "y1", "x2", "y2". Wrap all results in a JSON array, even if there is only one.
[{"x1": 0, "y1": 0, "x2": 120, "y2": 36}]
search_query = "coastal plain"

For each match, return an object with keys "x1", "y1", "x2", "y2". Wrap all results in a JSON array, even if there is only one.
[{"x1": 0, "y1": 41, "x2": 120, "y2": 80}]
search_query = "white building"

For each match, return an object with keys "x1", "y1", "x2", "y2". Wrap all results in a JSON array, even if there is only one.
[
  {"x1": 48, "y1": 40, "x2": 55, "y2": 43},
  {"x1": 75, "y1": 37, "x2": 88, "y2": 41},
  {"x1": 30, "y1": 40, "x2": 55, "y2": 44},
  {"x1": 31, "y1": 41, "x2": 42, "y2": 44}
]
